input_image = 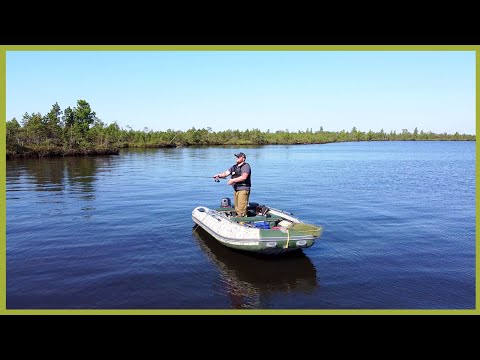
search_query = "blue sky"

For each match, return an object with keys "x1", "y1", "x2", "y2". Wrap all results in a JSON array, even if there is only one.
[{"x1": 6, "y1": 51, "x2": 475, "y2": 134}]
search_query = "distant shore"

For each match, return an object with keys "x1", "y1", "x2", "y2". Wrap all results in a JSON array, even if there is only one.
[
  {"x1": 6, "y1": 139, "x2": 475, "y2": 160},
  {"x1": 7, "y1": 100, "x2": 475, "y2": 160},
  {"x1": 6, "y1": 147, "x2": 120, "y2": 160}
]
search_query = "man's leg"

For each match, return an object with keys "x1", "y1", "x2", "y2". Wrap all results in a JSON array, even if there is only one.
[
  {"x1": 234, "y1": 190, "x2": 239, "y2": 216},
  {"x1": 237, "y1": 190, "x2": 250, "y2": 217}
]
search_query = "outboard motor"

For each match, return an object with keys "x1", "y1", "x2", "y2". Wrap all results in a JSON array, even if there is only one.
[
  {"x1": 221, "y1": 197, "x2": 232, "y2": 208},
  {"x1": 247, "y1": 202, "x2": 259, "y2": 211}
]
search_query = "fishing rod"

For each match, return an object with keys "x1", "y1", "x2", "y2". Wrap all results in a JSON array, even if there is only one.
[{"x1": 194, "y1": 176, "x2": 229, "y2": 182}]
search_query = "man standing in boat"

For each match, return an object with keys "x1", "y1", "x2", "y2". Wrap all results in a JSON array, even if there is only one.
[{"x1": 213, "y1": 152, "x2": 251, "y2": 217}]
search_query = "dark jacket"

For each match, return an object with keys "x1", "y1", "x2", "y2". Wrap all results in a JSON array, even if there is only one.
[{"x1": 229, "y1": 162, "x2": 251, "y2": 191}]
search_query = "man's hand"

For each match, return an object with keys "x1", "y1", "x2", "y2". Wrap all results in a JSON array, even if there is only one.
[{"x1": 227, "y1": 179, "x2": 235, "y2": 186}]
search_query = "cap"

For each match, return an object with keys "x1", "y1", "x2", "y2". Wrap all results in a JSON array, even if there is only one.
[{"x1": 234, "y1": 152, "x2": 246, "y2": 159}]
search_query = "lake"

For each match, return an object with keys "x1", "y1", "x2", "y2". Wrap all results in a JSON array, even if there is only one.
[{"x1": 6, "y1": 141, "x2": 476, "y2": 309}]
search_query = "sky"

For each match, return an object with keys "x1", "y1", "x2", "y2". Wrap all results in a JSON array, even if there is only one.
[{"x1": 6, "y1": 51, "x2": 476, "y2": 134}]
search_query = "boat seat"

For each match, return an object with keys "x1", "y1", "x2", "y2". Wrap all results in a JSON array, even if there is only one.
[
  {"x1": 217, "y1": 203, "x2": 261, "y2": 213},
  {"x1": 230, "y1": 215, "x2": 283, "y2": 223},
  {"x1": 216, "y1": 207, "x2": 259, "y2": 217},
  {"x1": 216, "y1": 207, "x2": 236, "y2": 212}
]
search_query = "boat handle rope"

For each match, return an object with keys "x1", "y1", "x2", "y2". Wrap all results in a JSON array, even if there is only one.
[
  {"x1": 285, "y1": 229, "x2": 290, "y2": 249},
  {"x1": 284, "y1": 228, "x2": 321, "y2": 248}
]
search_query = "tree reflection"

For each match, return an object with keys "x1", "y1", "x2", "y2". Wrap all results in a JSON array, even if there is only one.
[
  {"x1": 6, "y1": 156, "x2": 115, "y2": 215},
  {"x1": 64, "y1": 157, "x2": 99, "y2": 199}
]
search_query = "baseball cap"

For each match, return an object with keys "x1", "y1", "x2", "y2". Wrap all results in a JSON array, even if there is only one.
[{"x1": 234, "y1": 152, "x2": 246, "y2": 158}]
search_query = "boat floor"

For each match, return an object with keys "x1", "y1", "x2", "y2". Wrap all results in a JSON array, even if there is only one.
[
  {"x1": 230, "y1": 215, "x2": 282, "y2": 222},
  {"x1": 216, "y1": 207, "x2": 282, "y2": 223}
]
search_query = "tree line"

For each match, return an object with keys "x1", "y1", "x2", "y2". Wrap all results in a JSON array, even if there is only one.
[{"x1": 6, "y1": 100, "x2": 475, "y2": 159}]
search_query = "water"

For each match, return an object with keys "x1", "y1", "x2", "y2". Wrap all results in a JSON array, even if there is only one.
[{"x1": 6, "y1": 141, "x2": 475, "y2": 309}]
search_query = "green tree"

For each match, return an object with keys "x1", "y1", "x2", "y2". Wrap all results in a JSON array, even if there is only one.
[
  {"x1": 62, "y1": 100, "x2": 97, "y2": 148},
  {"x1": 6, "y1": 118, "x2": 22, "y2": 149},
  {"x1": 43, "y1": 102, "x2": 63, "y2": 145},
  {"x1": 74, "y1": 100, "x2": 96, "y2": 129},
  {"x1": 63, "y1": 107, "x2": 75, "y2": 126},
  {"x1": 22, "y1": 112, "x2": 45, "y2": 145}
]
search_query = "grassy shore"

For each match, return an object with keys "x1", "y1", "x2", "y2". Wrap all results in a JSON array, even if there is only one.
[{"x1": 6, "y1": 145, "x2": 120, "y2": 160}]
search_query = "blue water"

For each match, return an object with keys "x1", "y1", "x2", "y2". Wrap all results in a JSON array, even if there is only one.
[{"x1": 6, "y1": 141, "x2": 476, "y2": 309}]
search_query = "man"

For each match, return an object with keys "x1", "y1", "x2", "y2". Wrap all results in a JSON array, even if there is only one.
[{"x1": 213, "y1": 152, "x2": 251, "y2": 217}]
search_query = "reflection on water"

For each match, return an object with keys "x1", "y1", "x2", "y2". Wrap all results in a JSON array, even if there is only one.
[
  {"x1": 6, "y1": 156, "x2": 109, "y2": 216},
  {"x1": 7, "y1": 157, "x2": 105, "y2": 189},
  {"x1": 193, "y1": 226, "x2": 318, "y2": 309}
]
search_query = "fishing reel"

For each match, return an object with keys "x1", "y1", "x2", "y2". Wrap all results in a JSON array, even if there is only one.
[{"x1": 214, "y1": 177, "x2": 220, "y2": 182}]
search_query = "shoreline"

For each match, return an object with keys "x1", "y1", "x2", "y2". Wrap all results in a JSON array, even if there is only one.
[
  {"x1": 6, "y1": 148, "x2": 120, "y2": 160},
  {"x1": 6, "y1": 139, "x2": 475, "y2": 160}
]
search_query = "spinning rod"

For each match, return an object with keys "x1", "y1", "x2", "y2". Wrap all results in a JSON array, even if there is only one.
[{"x1": 192, "y1": 176, "x2": 229, "y2": 182}]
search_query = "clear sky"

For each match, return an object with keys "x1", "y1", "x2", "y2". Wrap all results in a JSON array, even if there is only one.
[{"x1": 6, "y1": 51, "x2": 476, "y2": 134}]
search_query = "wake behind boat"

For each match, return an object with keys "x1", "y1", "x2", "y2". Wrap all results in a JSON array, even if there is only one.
[{"x1": 192, "y1": 199, "x2": 323, "y2": 254}]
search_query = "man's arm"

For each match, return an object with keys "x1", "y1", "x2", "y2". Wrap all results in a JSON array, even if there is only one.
[
  {"x1": 213, "y1": 170, "x2": 231, "y2": 178},
  {"x1": 227, "y1": 173, "x2": 248, "y2": 184},
  {"x1": 227, "y1": 165, "x2": 250, "y2": 185}
]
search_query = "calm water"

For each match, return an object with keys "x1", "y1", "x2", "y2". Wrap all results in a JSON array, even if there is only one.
[{"x1": 6, "y1": 142, "x2": 476, "y2": 309}]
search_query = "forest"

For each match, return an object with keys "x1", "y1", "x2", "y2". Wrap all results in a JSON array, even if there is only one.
[{"x1": 6, "y1": 100, "x2": 475, "y2": 159}]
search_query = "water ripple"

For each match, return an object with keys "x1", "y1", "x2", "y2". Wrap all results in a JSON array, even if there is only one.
[{"x1": 6, "y1": 142, "x2": 475, "y2": 309}]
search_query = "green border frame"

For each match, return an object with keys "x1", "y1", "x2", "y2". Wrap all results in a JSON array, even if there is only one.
[{"x1": 0, "y1": 45, "x2": 478, "y2": 315}]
